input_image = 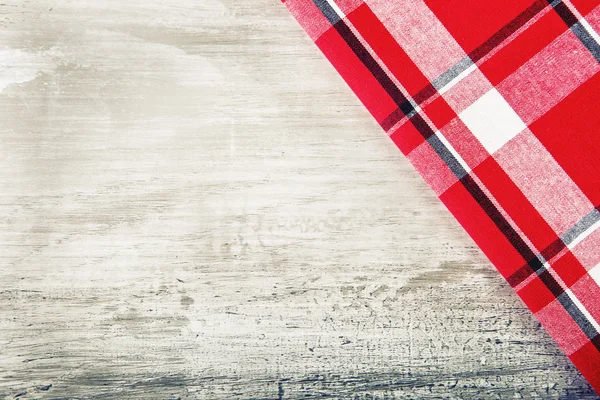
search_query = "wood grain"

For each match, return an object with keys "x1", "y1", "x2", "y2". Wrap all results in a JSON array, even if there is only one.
[{"x1": 0, "y1": 0, "x2": 596, "y2": 398}]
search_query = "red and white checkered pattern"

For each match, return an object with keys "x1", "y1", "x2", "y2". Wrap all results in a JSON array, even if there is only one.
[{"x1": 283, "y1": 0, "x2": 600, "y2": 391}]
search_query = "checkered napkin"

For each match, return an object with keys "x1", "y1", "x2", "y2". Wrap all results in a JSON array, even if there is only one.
[{"x1": 283, "y1": 0, "x2": 600, "y2": 391}]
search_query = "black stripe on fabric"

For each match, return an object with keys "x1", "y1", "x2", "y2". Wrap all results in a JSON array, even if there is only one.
[
  {"x1": 557, "y1": 292, "x2": 600, "y2": 344},
  {"x1": 333, "y1": 21, "x2": 417, "y2": 115},
  {"x1": 507, "y1": 238, "x2": 565, "y2": 287},
  {"x1": 413, "y1": 83, "x2": 438, "y2": 105},
  {"x1": 540, "y1": 237, "x2": 569, "y2": 261},
  {"x1": 549, "y1": 0, "x2": 600, "y2": 62},
  {"x1": 572, "y1": 22, "x2": 600, "y2": 62},
  {"x1": 508, "y1": 209, "x2": 600, "y2": 288},
  {"x1": 470, "y1": 0, "x2": 548, "y2": 62},
  {"x1": 309, "y1": 0, "x2": 600, "y2": 350},
  {"x1": 563, "y1": 209, "x2": 600, "y2": 244},
  {"x1": 381, "y1": 108, "x2": 406, "y2": 131},
  {"x1": 551, "y1": 1, "x2": 579, "y2": 27},
  {"x1": 427, "y1": 135, "x2": 467, "y2": 179},
  {"x1": 431, "y1": 57, "x2": 474, "y2": 91},
  {"x1": 381, "y1": 84, "x2": 437, "y2": 131},
  {"x1": 332, "y1": 21, "x2": 417, "y2": 115},
  {"x1": 593, "y1": 334, "x2": 600, "y2": 349},
  {"x1": 309, "y1": 0, "x2": 417, "y2": 117},
  {"x1": 539, "y1": 270, "x2": 565, "y2": 298},
  {"x1": 459, "y1": 175, "x2": 541, "y2": 266},
  {"x1": 409, "y1": 113, "x2": 436, "y2": 140},
  {"x1": 507, "y1": 265, "x2": 535, "y2": 287},
  {"x1": 312, "y1": 0, "x2": 341, "y2": 25}
]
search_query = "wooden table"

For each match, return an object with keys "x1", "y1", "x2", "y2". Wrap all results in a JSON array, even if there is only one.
[{"x1": 0, "y1": 0, "x2": 596, "y2": 398}]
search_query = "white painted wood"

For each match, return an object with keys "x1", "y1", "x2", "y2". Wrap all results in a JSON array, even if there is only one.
[{"x1": 0, "y1": 0, "x2": 595, "y2": 398}]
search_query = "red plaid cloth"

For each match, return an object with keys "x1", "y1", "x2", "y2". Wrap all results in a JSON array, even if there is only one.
[{"x1": 283, "y1": 0, "x2": 600, "y2": 391}]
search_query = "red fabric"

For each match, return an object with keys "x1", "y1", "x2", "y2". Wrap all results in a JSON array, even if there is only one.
[{"x1": 283, "y1": 0, "x2": 600, "y2": 392}]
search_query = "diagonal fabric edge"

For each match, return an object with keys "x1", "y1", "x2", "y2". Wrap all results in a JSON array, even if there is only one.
[{"x1": 282, "y1": 0, "x2": 600, "y2": 392}]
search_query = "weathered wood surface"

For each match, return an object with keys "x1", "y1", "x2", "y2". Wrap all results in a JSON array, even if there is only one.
[{"x1": 0, "y1": 0, "x2": 597, "y2": 398}]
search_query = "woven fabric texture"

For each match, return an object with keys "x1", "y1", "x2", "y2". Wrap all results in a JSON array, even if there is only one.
[{"x1": 283, "y1": 0, "x2": 600, "y2": 391}]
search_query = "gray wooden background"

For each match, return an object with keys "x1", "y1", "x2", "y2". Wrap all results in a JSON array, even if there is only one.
[{"x1": 0, "y1": 0, "x2": 597, "y2": 398}]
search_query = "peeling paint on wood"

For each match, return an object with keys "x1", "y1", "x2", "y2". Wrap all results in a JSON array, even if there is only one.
[{"x1": 0, "y1": 0, "x2": 597, "y2": 398}]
